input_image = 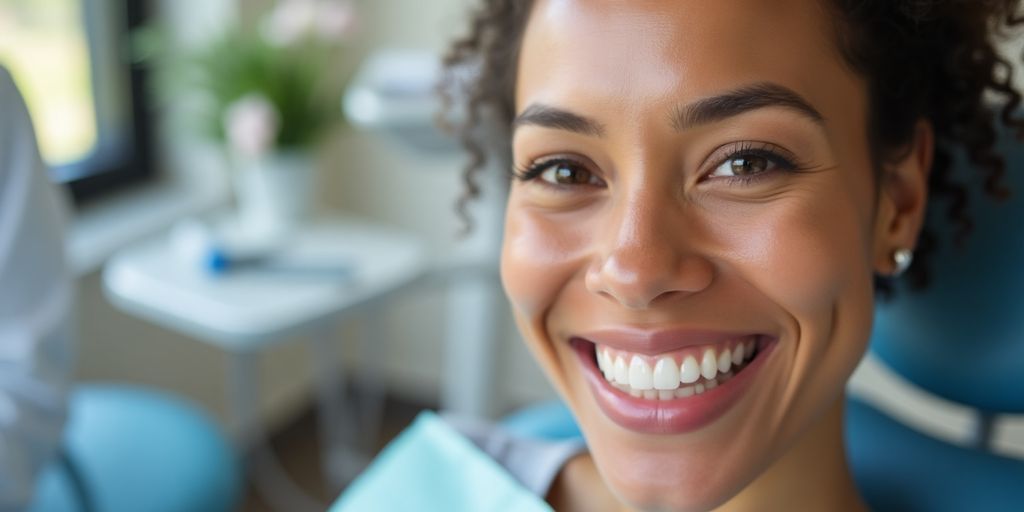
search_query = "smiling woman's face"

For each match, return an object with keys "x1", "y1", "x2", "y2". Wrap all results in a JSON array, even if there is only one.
[{"x1": 500, "y1": 0, "x2": 927, "y2": 510}]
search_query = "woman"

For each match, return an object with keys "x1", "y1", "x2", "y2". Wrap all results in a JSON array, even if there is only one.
[
  {"x1": 445, "y1": 0, "x2": 1022, "y2": 510},
  {"x1": 339, "y1": 1, "x2": 1023, "y2": 511}
]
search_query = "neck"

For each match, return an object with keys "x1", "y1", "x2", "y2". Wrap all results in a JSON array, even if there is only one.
[{"x1": 549, "y1": 396, "x2": 868, "y2": 512}]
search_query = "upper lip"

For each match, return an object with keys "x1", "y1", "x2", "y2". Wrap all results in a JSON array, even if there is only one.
[{"x1": 577, "y1": 327, "x2": 763, "y2": 355}]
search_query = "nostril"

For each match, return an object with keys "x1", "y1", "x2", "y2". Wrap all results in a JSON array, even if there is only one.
[
  {"x1": 585, "y1": 253, "x2": 715, "y2": 309},
  {"x1": 649, "y1": 289, "x2": 684, "y2": 305}
]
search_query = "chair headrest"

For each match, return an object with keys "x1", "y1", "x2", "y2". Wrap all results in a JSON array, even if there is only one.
[{"x1": 872, "y1": 128, "x2": 1024, "y2": 413}]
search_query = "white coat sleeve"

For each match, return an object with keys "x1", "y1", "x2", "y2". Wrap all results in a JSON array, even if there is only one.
[{"x1": 0, "y1": 66, "x2": 75, "y2": 510}]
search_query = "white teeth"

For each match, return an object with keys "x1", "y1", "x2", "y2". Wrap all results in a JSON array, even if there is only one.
[
  {"x1": 701, "y1": 349, "x2": 718, "y2": 380},
  {"x1": 731, "y1": 345, "x2": 744, "y2": 367},
  {"x1": 629, "y1": 357, "x2": 654, "y2": 390},
  {"x1": 717, "y1": 349, "x2": 732, "y2": 374},
  {"x1": 680, "y1": 355, "x2": 701, "y2": 384},
  {"x1": 653, "y1": 357, "x2": 680, "y2": 390},
  {"x1": 598, "y1": 338, "x2": 762, "y2": 400},
  {"x1": 614, "y1": 357, "x2": 629, "y2": 385},
  {"x1": 598, "y1": 348, "x2": 610, "y2": 380},
  {"x1": 602, "y1": 351, "x2": 615, "y2": 381}
]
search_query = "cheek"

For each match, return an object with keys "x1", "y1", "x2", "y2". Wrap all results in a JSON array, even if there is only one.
[
  {"x1": 710, "y1": 187, "x2": 875, "y2": 321},
  {"x1": 707, "y1": 183, "x2": 877, "y2": 428},
  {"x1": 500, "y1": 204, "x2": 592, "y2": 316},
  {"x1": 501, "y1": 201, "x2": 599, "y2": 397}
]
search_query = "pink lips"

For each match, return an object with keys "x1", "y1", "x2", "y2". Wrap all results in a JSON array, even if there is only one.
[
  {"x1": 572, "y1": 330, "x2": 776, "y2": 435},
  {"x1": 579, "y1": 327, "x2": 755, "y2": 355}
]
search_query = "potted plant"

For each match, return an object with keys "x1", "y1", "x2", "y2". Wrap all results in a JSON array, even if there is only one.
[{"x1": 141, "y1": 0, "x2": 356, "y2": 238}]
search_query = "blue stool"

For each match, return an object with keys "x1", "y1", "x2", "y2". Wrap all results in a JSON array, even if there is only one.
[{"x1": 27, "y1": 384, "x2": 243, "y2": 512}]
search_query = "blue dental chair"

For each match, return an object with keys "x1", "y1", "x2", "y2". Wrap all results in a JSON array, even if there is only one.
[
  {"x1": 503, "y1": 136, "x2": 1024, "y2": 511},
  {"x1": 841, "y1": 133, "x2": 1024, "y2": 511},
  {"x1": 26, "y1": 384, "x2": 243, "y2": 512}
]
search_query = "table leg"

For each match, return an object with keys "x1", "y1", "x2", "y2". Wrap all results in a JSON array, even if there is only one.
[
  {"x1": 441, "y1": 269, "x2": 503, "y2": 418},
  {"x1": 228, "y1": 351, "x2": 260, "y2": 446},
  {"x1": 309, "y1": 321, "x2": 367, "y2": 491},
  {"x1": 229, "y1": 350, "x2": 323, "y2": 512},
  {"x1": 354, "y1": 306, "x2": 388, "y2": 449}
]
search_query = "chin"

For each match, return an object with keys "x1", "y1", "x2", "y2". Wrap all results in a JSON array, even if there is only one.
[{"x1": 588, "y1": 436, "x2": 768, "y2": 512}]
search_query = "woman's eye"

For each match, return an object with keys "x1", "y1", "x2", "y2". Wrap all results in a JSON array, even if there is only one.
[
  {"x1": 538, "y1": 162, "x2": 602, "y2": 186},
  {"x1": 709, "y1": 153, "x2": 776, "y2": 178}
]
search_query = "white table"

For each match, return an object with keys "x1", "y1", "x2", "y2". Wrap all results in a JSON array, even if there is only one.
[{"x1": 102, "y1": 214, "x2": 427, "y2": 511}]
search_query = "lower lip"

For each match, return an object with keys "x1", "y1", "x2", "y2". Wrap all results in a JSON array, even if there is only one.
[{"x1": 572, "y1": 336, "x2": 777, "y2": 435}]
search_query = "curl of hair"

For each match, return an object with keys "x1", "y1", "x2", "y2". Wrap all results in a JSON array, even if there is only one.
[
  {"x1": 437, "y1": 0, "x2": 530, "y2": 234},
  {"x1": 829, "y1": 0, "x2": 1024, "y2": 292},
  {"x1": 440, "y1": 0, "x2": 1024, "y2": 290}
]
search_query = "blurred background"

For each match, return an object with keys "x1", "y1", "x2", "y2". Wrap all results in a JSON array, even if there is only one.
[
  {"x1": 1, "y1": 0, "x2": 548, "y2": 510},
  {"x1": 1, "y1": 0, "x2": 1023, "y2": 511}
]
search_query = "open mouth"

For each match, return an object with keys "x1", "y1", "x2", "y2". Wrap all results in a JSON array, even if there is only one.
[
  {"x1": 590, "y1": 336, "x2": 768, "y2": 400},
  {"x1": 571, "y1": 334, "x2": 777, "y2": 434}
]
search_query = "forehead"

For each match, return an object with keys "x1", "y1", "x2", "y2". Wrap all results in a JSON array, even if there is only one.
[{"x1": 516, "y1": 0, "x2": 861, "y2": 120}]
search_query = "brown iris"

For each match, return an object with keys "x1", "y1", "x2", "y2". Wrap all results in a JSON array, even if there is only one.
[
  {"x1": 551, "y1": 163, "x2": 595, "y2": 184},
  {"x1": 730, "y1": 155, "x2": 769, "y2": 176}
]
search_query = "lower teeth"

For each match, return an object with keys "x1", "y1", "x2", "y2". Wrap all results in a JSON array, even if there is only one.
[{"x1": 611, "y1": 369, "x2": 737, "y2": 399}]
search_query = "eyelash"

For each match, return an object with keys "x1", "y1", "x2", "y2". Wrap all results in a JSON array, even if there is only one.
[
  {"x1": 511, "y1": 157, "x2": 595, "y2": 184},
  {"x1": 511, "y1": 142, "x2": 807, "y2": 188},
  {"x1": 711, "y1": 141, "x2": 807, "y2": 186}
]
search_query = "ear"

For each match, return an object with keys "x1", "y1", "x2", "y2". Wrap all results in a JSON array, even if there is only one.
[{"x1": 872, "y1": 120, "x2": 933, "y2": 275}]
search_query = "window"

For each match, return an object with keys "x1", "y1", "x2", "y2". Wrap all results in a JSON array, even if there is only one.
[{"x1": 0, "y1": 0, "x2": 155, "y2": 204}]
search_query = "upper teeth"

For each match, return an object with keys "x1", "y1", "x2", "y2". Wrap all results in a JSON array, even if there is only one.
[{"x1": 596, "y1": 338, "x2": 757, "y2": 399}]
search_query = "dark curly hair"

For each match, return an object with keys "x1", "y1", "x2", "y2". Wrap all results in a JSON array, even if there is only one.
[{"x1": 439, "y1": 0, "x2": 1024, "y2": 291}]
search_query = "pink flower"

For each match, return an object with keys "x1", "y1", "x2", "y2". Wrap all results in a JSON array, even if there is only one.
[
  {"x1": 262, "y1": 0, "x2": 318, "y2": 46},
  {"x1": 262, "y1": 0, "x2": 355, "y2": 46},
  {"x1": 223, "y1": 93, "x2": 280, "y2": 157},
  {"x1": 314, "y1": 0, "x2": 356, "y2": 41}
]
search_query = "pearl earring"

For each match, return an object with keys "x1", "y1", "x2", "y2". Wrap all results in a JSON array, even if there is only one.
[{"x1": 892, "y1": 248, "x2": 913, "y2": 277}]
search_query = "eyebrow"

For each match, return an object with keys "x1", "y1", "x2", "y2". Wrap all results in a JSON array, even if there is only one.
[
  {"x1": 672, "y1": 81, "x2": 825, "y2": 131},
  {"x1": 512, "y1": 81, "x2": 824, "y2": 137},
  {"x1": 512, "y1": 103, "x2": 606, "y2": 137}
]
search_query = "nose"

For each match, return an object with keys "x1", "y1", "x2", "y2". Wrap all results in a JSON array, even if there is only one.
[{"x1": 585, "y1": 195, "x2": 714, "y2": 310}]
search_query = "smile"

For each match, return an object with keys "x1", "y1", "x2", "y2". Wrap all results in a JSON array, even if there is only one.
[
  {"x1": 571, "y1": 332, "x2": 777, "y2": 434},
  {"x1": 596, "y1": 337, "x2": 759, "y2": 399}
]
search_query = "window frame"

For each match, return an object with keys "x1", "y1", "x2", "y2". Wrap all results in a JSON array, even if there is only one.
[{"x1": 62, "y1": 0, "x2": 156, "y2": 205}]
